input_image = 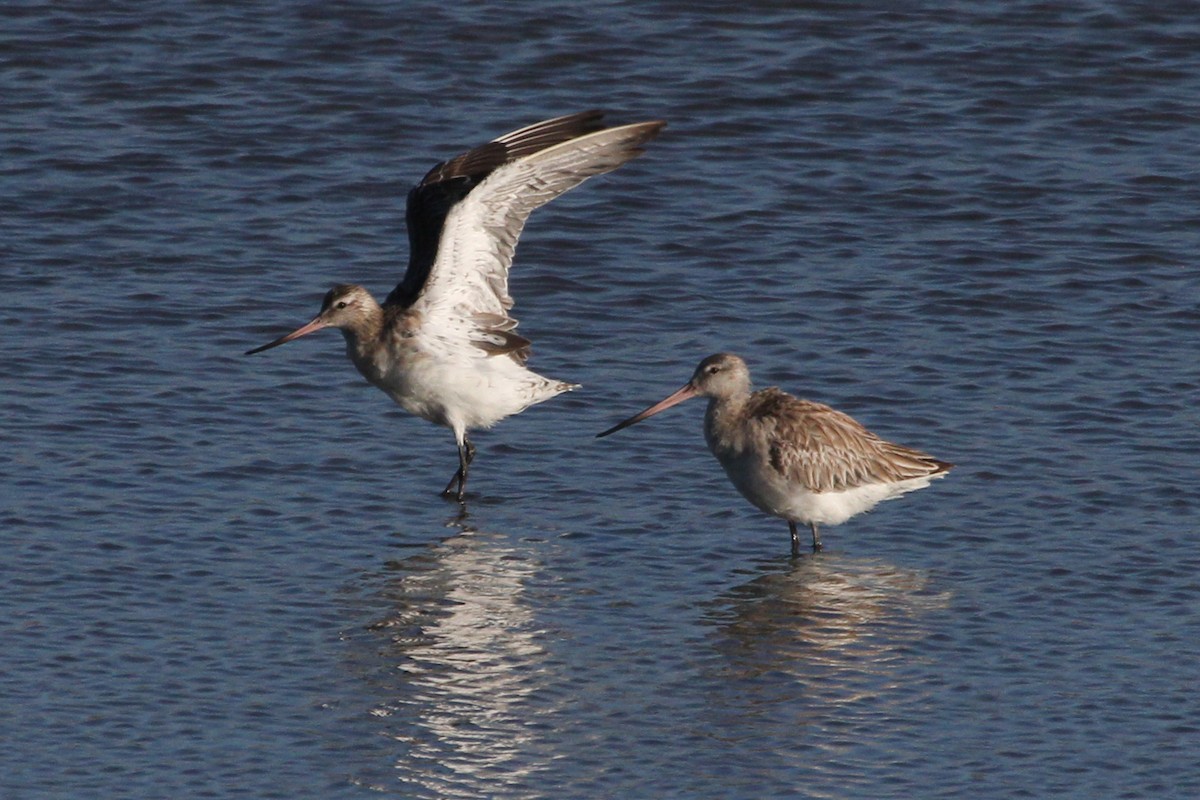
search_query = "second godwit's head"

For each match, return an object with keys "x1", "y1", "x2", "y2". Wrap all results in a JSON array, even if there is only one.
[
  {"x1": 596, "y1": 352, "x2": 752, "y2": 438},
  {"x1": 688, "y1": 353, "x2": 752, "y2": 399},
  {"x1": 245, "y1": 284, "x2": 381, "y2": 355}
]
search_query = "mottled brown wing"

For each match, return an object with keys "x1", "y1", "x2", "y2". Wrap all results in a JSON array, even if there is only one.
[{"x1": 752, "y1": 389, "x2": 949, "y2": 493}]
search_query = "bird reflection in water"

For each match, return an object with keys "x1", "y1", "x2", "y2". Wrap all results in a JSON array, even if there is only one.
[
  {"x1": 360, "y1": 516, "x2": 555, "y2": 796},
  {"x1": 702, "y1": 553, "x2": 951, "y2": 702}
]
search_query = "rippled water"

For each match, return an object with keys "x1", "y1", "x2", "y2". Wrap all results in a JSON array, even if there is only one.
[{"x1": 3, "y1": 1, "x2": 1199, "y2": 797}]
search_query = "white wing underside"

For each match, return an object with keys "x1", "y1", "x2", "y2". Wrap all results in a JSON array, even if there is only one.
[{"x1": 410, "y1": 122, "x2": 657, "y2": 357}]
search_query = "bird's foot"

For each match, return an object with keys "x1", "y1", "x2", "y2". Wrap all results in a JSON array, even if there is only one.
[{"x1": 439, "y1": 486, "x2": 467, "y2": 503}]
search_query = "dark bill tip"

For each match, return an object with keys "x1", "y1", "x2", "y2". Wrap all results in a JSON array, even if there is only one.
[
  {"x1": 595, "y1": 383, "x2": 698, "y2": 438},
  {"x1": 244, "y1": 317, "x2": 326, "y2": 355}
]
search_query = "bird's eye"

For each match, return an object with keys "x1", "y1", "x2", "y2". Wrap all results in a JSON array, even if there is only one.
[
  {"x1": 336, "y1": 301, "x2": 348, "y2": 309},
  {"x1": 707, "y1": 365, "x2": 720, "y2": 374}
]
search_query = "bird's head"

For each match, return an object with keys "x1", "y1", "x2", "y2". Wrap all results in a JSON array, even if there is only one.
[
  {"x1": 245, "y1": 284, "x2": 380, "y2": 355},
  {"x1": 688, "y1": 352, "x2": 751, "y2": 399}
]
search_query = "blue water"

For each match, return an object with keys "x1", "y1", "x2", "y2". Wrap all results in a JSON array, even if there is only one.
[{"x1": 3, "y1": 1, "x2": 1199, "y2": 797}]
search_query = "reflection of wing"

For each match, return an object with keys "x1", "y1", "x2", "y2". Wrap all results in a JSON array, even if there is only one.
[
  {"x1": 748, "y1": 389, "x2": 952, "y2": 492},
  {"x1": 388, "y1": 112, "x2": 665, "y2": 361}
]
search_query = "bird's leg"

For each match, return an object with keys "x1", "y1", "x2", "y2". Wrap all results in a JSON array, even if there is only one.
[
  {"x1": 440, "y1": 466, "x2": 463, "y2": 499},
  {"x1": 459, "y1": 437, "x2": 476, "y2": 499},
  {"x1": 810, "y1": 522, "x2": 823, "y2": 553},
  {"x1": 789, "y1": 522, "x2": 801, "y2": 559},
  {"x1": 441, "y1": 437, "x2": 476, "y2": 502}
]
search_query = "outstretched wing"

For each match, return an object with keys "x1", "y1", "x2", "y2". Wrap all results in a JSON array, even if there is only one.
[
  {"x1": 389, "y1": 112, "x2": 665, "y2": 361},
  {"x1": 387, "y1": 111, "x2": 608, "y2": 310},
  {"x1": 751, "y1": 390, "x2": 952, "y2": 492}
]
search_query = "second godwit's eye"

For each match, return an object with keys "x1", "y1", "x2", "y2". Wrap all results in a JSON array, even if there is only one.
[{"x1": 336, "y1": 301, "x2": 348, "y2": 309}]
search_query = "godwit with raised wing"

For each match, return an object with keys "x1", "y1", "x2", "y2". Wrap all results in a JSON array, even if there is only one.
[
  {"x1": 597, "y1": 353, "x2": 952, "y2": 556},
  {"x1": 247, "y1": 111, "x2": 665, "y2": 500}
]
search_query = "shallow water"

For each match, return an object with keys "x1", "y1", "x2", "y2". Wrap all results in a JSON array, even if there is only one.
[{"x1": 3, "y1": 1, "x2": 1199, "y2": 797}]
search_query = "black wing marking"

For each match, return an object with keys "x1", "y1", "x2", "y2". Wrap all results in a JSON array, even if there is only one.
[{"x1": 385, "y1": 111, "x2": 608, "y2": 309}]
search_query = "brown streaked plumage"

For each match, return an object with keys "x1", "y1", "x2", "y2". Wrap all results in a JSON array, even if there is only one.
[
  {"x1": 597, "y1": 353, "x2": 952, "y2": 556},
  {"x1": 246, "y1": 111, "x2": 665, "y2": 501}
]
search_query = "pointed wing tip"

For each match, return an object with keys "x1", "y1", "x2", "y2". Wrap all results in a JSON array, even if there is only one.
[
  {"x1": 624, "y1": 119, "x2": 668, "y2": 140},
  {"x1": 583, "y1": 113, "x2": 666, "y2": 139},
  {"x1": 611, "y1": 119, "x2": 668, "y2": 157}
]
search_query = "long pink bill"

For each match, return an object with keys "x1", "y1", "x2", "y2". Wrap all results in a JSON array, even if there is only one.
[
  {"x1": 245, "y1": 317, "x2": 327, "y2": 355},
  {"x1": 596, "y1": 383, "x2": 699, "y2": 438}
]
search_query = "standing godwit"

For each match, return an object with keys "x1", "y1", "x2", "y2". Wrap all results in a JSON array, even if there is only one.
[
  {"x1": 597, "y1": 353, "x2": 952, "y2": 556},
  {"x1": 247, "y1": 111, "x2": 665, "y2": 500}
]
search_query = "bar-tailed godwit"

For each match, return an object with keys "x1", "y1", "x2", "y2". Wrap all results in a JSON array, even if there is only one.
[
  {"x1": 247, "y1": 111, "x2": 665, "y2": 500},
  {"x1": 597, "y1": 353, "x2": 952, "y2": 556}
]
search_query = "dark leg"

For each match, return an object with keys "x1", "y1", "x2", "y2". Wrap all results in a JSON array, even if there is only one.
[
  {"x1": 789, "y1": 521, "x2": 801, "y2": 558},
  {"x1": 440, "y1": 437, "x2": 476, "y2": 501},
  {"x1": 810, "y1": 522, "x2": 822, "y2": 552},
  {"x1": 459, "y1": 437, "x2": 475, "y2": 499},
  {"x1": 440, "y1": 467, "x2": 461, "y2": 498}
]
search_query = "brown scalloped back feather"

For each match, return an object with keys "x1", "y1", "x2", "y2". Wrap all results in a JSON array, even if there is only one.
[{"x1": 749, "y1": 388, "x2": 953, "y2": 493}]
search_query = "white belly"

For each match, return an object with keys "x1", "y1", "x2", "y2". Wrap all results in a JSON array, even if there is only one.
[
  {"x1": 353, "y1": 344, "x2": 574, "y2": 432},
  {"x1": 718, "y1": 450, "x2": 939, "y2": 528}
]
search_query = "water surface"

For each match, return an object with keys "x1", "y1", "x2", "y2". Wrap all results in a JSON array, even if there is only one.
[{"x1": 3, "y1": 1, "x2": 1199, "y2": 797}]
